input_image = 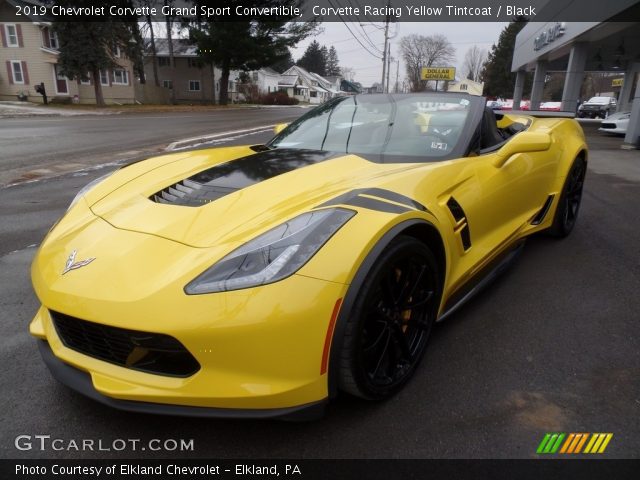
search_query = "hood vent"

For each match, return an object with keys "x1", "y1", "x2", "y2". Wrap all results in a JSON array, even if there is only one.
[{"x1": 150, "y1": 148, "x2": 336, "y2": 207}]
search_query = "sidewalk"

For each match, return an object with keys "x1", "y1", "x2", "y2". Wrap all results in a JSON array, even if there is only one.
[
  {"x1": 0, "y1": 101, "x2": 115, "y2": 117},
  {"x1": 0, "y1": 101, "x2": 309, "y2": 118}
]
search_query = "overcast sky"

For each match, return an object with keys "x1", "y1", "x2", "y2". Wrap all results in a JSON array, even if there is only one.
[{"x1": 290, "y1": 22, "x2": 509, "y2": 87}]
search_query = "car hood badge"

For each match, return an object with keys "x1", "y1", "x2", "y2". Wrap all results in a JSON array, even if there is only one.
[{"x1": 62, "y1": 250, "x2": 96, "y2": 275}]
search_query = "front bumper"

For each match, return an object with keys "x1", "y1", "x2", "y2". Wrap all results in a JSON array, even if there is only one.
[
  {"x1": 30, "y1": 267, "x2": 346, "y2": 413},
  {"x1": 37, "y1": 340, "x2": 326, "y2": 420}
]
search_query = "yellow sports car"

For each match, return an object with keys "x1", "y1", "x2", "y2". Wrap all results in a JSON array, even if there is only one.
[{"x1": 30, "y1": 93, "x2": 587, "y2": 420}]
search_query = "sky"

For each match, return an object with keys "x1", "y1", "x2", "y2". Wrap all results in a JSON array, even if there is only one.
[{"x1": 290, "y1": 22, "x2": 509, "y2": 88}]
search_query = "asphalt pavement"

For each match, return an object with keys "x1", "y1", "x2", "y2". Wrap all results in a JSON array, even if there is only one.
[
  {"x1": 0, "y1": 119, "x2": 638, "y2": 459},
  {"x1": 0, "y1": 107, "x2": 304, "y2": 187}
]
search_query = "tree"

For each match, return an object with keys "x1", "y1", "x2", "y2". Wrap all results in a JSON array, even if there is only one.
[
  {"x1": 340, "y1": 66, "x2": 355, "y2": 82},
  {"x1": 189, "y1": 0, "x2": 316, "y2": 105},
  {"x1": 52, "y1": 1, "x2": 141, "y2": 106},
  {"x1": 326, "y1": 46, "x2": 340, "y2": 76},
  {"x1": 462, "y1": 45, "x2": 486, "y2": 83},
  {"x1": 481, "y1": 17, "x2": 529, "y2": 98},
  {"x1": 270, "y1": 48, "x2": 294, "y2": 73},
  {"x1": 399, "y1": 34, "x2": 455, "y2": 92},
  {"x1": 297, "y1": 40, "x2": 326, "y2": 75}
]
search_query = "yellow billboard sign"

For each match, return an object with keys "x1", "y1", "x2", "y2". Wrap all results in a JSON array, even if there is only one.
[
  {"x1": 612, "y1": 78, "x2": 623, "y2": 87},
  {"x1": 421, "y1": 67, "x2": 456, "y2": 81}
]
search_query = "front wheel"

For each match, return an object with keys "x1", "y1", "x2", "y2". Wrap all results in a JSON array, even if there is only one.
[
  {"x1": 338, "y1": 236, "x2": 441, "y2": 400},
  {"x1": 548, "y1": 156, "x2": 586, "y2": 238}
]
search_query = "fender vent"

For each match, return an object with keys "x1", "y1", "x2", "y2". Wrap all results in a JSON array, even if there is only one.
[
  {"x1": 447, "y1": 197, "x2": 471, "y2": 251},
  {"x1": 531, "y1": 194, "x2": 555, "y2": 225}
]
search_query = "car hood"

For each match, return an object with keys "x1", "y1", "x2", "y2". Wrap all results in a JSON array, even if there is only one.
[
  {"x1": 604, "y1": 111, "x2": 630, "y2": 121},
  {"x1": 89, "y1": 146, "x2": 423, "y2": 248}
]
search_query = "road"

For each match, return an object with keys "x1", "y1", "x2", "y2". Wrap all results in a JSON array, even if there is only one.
[
  {"x1": 0, "y1": 119, "x2": 639, "y2": 459},
  {"x1": 0, "y1": 107, "x2": 304, "y2": 186}
]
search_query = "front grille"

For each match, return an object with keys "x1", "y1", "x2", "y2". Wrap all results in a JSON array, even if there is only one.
[{"x1": 51, "y1": 311, "x2": 200, "y2": 377}]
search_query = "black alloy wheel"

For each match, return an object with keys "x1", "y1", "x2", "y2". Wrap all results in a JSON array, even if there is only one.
[
  {"x1": 339, "y1": 236, "x2": 441, "y2": 400},
  {"x1": 549, "y1": 156, "x2": 586, "y2": 238}
]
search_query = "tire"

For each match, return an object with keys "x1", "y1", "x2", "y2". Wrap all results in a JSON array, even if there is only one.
[
  {"x1": 548, "y1": 156, "x2": 587, "y2": 238},
  {"x1": 338, "y1": 236, "x2": 441, "y2": 400}
]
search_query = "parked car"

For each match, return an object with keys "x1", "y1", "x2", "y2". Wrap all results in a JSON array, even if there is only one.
[
  {"x1": 578, "y1": 96, "x2": 617, "y2": 118},
  {"x1": 30, "y1": 93, "x2": 587, "y2": 419},
  {"x1": 539, "y1": 102, "x2": 562, "y2": 111},
  {"x1": 598, "y1": 111, "x2": 630, "y2": 135}
]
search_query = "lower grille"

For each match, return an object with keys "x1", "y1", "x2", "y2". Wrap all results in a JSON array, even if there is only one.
[
  {"x1": 600, "y1": 123, "x2": 616, "y2": 129},
  {"x1": 51, "y1": 311, "x2": 200, "y2": 377}
]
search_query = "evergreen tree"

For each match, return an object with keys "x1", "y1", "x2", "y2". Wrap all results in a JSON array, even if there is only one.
[
  {"x1": 189, "y1": 0, "x2": 315, "y2": 105},
  {"x1": 326, "y1": 46, "x2": 340, "y2": 76},
  {"x1": 297, "y1": 40, "x2": 326, "y2": 75},
  {"x1": 53, "y1": 1, "x2": 142, "y2": 106},
  {"x1": 270, "y1": 48, "x2": 295, "y2": 73},
  {"x1": 481, "y1": 17, "x2": 529, "y2": 98}
]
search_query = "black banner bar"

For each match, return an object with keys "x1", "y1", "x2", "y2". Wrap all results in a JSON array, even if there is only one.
[
  {"x1": 2, "y1": 459, "x2": 640, "y2": 480},
  {"x1": 2, "y1": 0, "x2": 640, "y2": 23}
]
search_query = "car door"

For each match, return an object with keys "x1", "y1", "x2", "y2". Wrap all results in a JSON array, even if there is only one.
[{"x1": 446, "y1": 134, "x2": 557, "y2": 264}]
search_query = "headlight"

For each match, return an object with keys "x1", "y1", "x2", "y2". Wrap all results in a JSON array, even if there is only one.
[
  {"x1": 185, "y1": 208, "x2": 356, "y2": 294},
  {"x1": 67, "y1": 171, "x2": 113, "y2": 211}
]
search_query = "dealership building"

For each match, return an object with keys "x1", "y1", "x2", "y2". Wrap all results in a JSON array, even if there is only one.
[{"x1": 511, "y1": 0, "x2": 640, "y2": 148}]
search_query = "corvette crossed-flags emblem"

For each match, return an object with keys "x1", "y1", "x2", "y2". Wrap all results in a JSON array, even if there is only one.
[{"x1": 62, "y1": 250, "x2": 95, "y2": 275}]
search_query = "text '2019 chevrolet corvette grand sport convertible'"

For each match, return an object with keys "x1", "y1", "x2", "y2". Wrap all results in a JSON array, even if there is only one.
[{"x1": 30, "y1": 93, "x2": 587, "y2": 420}]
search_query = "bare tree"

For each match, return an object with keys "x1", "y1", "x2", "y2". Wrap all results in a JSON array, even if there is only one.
[
  {"x1": 462, "y1": 45, "x2": 487, "y2": 82},
  {"x1": 399, "y1": 34, "x2": 455, "y2": 92},
  {"x1": 340, "y1": 66, "x2": 355, "y2": 82}
]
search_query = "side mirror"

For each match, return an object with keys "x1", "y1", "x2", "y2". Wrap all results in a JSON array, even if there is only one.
[
  {"x1": 494, "y1": 131, "x2": 551, "y2": 167},
  {"x1": 273, "y1": 123, "x2": 288, "y2": 134}
]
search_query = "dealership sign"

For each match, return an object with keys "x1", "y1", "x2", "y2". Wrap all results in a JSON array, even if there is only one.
[
  {"x1": 534, "y1": 22, "x2": 566, "y2": 51},
  {"x1": 421, "y1": 67, "x2": 456, "y2": 81}
]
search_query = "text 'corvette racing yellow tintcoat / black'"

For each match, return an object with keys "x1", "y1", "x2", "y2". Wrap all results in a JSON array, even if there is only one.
[{"x1": 30, "y1": 93, "x2": 587, "y2": 420}]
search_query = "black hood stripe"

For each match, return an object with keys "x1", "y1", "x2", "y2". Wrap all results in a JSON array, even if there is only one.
[
  {"x1": 318, "y1": 188, "x2": 428, "y2": 215},
  {"x1": 151, "y1": 149, "x2": 337, "y2": 207}
]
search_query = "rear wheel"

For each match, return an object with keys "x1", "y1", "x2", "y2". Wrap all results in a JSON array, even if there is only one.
[
  {"x1": 548, "y1": 156, "x2": 586, "y2": 238},
  {"x1": 338, "y1": 236, "x2": 441, "y2": 400}
]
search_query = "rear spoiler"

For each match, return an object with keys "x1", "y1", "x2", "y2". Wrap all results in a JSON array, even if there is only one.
[{"x1": 504, "y1": 110, "x2": 576, "y2": 118}]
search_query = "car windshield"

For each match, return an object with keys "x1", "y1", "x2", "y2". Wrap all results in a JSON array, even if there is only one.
[
  {"x1": 268, "y1": 94, "x2": 474, "y2": 162},
  {"x1": 586, "y1": 97, "x2": 611, "y2": 104}
]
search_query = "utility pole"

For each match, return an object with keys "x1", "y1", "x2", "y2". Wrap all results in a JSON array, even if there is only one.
[
  {"x1": 395, "y1": 59, "x2": 399, "y2": 93},
  {"x1": 386, "y1": 43, "x2": 391, "y2": 94},
  {"x1": 381, "y1": 0, "x2": 390, "y2": 93}
]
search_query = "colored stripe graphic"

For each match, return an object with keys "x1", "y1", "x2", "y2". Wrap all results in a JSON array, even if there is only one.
[
  {"x1": 538, "y1": 433, "x2": 613, "y2": 454},
  {"x1": 584, "y1": 433, "x2": 613, "y2": 453},
  {"x1": 536, "y1": 433, "x2": 565, "y2": 454}
]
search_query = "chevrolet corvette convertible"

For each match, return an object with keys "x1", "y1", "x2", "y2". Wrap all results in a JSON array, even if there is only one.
[{"x1": 30, "y1": 93, "x2": 587, "y2": 419}]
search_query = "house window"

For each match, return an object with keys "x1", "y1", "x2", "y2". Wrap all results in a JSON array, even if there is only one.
[
  {"x1": 80, "y1": 73, "x2": 91, "y2": 85},
  {"x1": 252, "y1": 72, "x2": 258, "y2": 82},
  {"x1": 163, "y1": 80, "x2": 173, "y2": 89},
  {"x1": 228, "y1": 81, "x2": 233, "y2": 91},
  {"x1": 310, "y1": 91, "x2": 317, "y2": 98},
  {"x1": 112, "y1": 68, "x2": 128, "y2": 85},
  {"x1": 189, "y1": 80, "x2": 201, "y2": 91},
  {"x1": 10, "y1": 61, "x2": 24, "y2": 83},
  {"x1": 158, "y1": 57, "x2": 170, "y2": 67},
  {"x1": 187, "y1": 58, "x2": 201, "y2": 68},
  {"x1": 99, "y1": 70, "x2": 109, "y2": 86},
  {"x1": 48, "y1": 29, "x2": 59, "y2": 49},
  {"x1": 54, "y1": 64, "x2": 68, "y2": 94},
  {"x1": 5, "y1": 24, "x2": 19, "y2": 47},
  {"x1": 113, "y1": 44, "x2": 121, "y2": 58},
  {"x1": 460, "y1": 84, "x2": 468, "y2": 91}
]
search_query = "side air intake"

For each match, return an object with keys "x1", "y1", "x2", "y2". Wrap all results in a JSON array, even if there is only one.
[{"x1": 447, "y1": 197, "x2": 471, "y2": 251}]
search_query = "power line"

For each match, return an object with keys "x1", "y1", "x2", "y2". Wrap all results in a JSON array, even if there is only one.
[{"x1": 327, "y1": 0, "x2": 383, "y2": 59}]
